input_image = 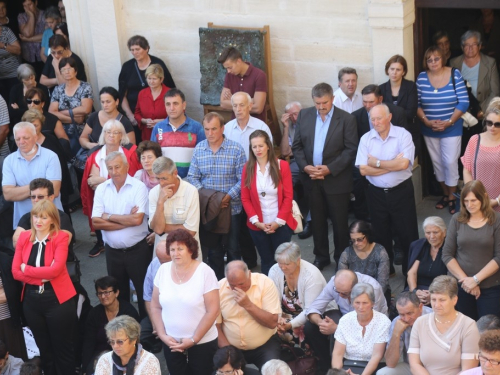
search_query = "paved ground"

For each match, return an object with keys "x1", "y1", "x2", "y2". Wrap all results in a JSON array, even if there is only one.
[{"x1": 72, "y1": 195, "x2": 448, "y2": 373}]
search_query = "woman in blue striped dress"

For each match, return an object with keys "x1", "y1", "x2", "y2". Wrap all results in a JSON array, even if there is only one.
[{"x1": 417, "y1": 46, "x2": 470, "y2": 214}]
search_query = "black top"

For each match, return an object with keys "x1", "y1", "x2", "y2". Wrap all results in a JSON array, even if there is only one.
[
  {"x1": 86, "y1": 112, "x2": 134, "y2": 144},
  {"x1": 42, "y1": 52, "x2": 87, "y2": 93},
  {"x1": 0, "y1": 249, "x2": 23, "y2": 327},
  {"x1": 118, "y1": 55, "x2": 175, "y2": 113},
  {"x1": 8, "y1": 82, "x2": 50, "y2": 126},
  {"x1": 42, "y1": 111, "x2": 60, "y2": 137},
  {"x1": 27, "y1": 240, "x2": 46, "y2": 267},
  {"x1": 416, "y1": 241, "x2": 448, "y2": 289},
  {"x1": 82, "y1": 301, "x2": 140, "y2": 371}
]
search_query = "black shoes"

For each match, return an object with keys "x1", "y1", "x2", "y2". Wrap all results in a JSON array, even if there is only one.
[
  {"x1": 298, "y1": 221, "x2": 312, "y2": 239},
  {"x1": 313, "y1": 258, "x2": 331, "y2": 271},
  {"x1": 88, "y1": 242, "x2": 105, "y2": 258}
]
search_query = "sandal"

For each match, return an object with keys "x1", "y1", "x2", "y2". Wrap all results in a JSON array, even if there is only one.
[
  {"x1": 448, "y1": 199, "x2": 457, "y2": 215},
  {"x1": 435, "y1": 195, "x2": 448, "y2": 209}
]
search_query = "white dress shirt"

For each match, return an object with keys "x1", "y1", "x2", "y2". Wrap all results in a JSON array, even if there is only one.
[
  {"x1": 333, "y1": 87, "x2": 363, "y2": 113},
  {"x1": 224, "y1": 116, "x2": 273, "y2": 159}
]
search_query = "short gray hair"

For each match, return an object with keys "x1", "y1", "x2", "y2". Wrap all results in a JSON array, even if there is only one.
[
  {"x1": 98, "y1": 120, "x2": 130, "y2": 146},
  {"x1": 350, "y1": 283, "x2": 375, "y2": 304},
  {"x1": 105, "y1": 151, "x2": 128, "y2": 165},
  {"x1": 369, "y1": 103, "x2": 391, "y2": 117},
  {"x1": 422, "y1": 216, "x2": 447, "y2": 234},
  {"x1": 261, "y1": 359, "x2": 292, "y2": 375},
  {"x1": 429, "y1": 275, "x2": 458, "y2": 298},
  {"x1": 105, "y1": 315, "x2": 141, "y2": 342},
  {"x1": 284, "y1": 101, "x2": 302, "y2": 112},
  {"x1": 13, "y1": 122, "x2": 37, "y2": 137},
  {"x1": 461, "y1": 30, "x2": 482, "y2": 46},
  {"x1": 275, "y1": 242, "x2": 301, "y2": 263},
  {"x1": 152, "y1": 156, "x2": 176, "y2": 175},
  {"x1": 230, "y1": 92, "x2": 252, "y2": 106},
  {"x1": 17, "y1": 64, "x2": 36, "y2": 81},
  {"x1": 311, "y1": 82, "x2": 333, "y2": 98}
]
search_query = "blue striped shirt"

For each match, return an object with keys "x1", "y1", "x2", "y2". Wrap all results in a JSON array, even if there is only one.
[
  {"x1": 417, "y1": 69, "x2": 469, "y2": 138},
  {"x1": 186, "y1": 137, "x2": 247, "y2": 215}
]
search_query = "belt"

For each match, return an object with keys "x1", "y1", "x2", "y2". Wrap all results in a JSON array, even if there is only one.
[
  {"x1": 106, "y1": 237, "x2": 147, "y2": 252},
  {"x1": 369, "y1": 178, "x2": 411, "y2": 193}
]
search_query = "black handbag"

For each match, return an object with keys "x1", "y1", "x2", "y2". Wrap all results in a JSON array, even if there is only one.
[
  {"x1": 280, "y1": 343, "x2": 317, "y2": 375},
  {"x1": 66, "y1": 254, "x2": 81, "y2": 284}
]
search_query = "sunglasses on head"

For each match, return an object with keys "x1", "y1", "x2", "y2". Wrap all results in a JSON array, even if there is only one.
[
  {"x1": 26, "y1": 99, "x2": 42, "y2": 105},
  {"x1": 484, "y1": 119, "x2": 500, "y2": 128}
]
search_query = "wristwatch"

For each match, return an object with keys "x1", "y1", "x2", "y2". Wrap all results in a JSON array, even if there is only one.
[
  {"x1": 376, "y1": 160, "x2": 381, "y2": 168},
  {"x1": 473, "y1": 275, "x2": 480, "y2": 285},
  {"x1": 107, "y1": 214, "x2": 113, "y2": 221}
]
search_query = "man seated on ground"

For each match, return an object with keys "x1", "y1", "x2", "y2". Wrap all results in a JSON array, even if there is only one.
[
  {"x1": 217, "y1": 261, "x2": 281, "y2": 370},
  {"x1": 81, "y1": 276, "x2": 139, "y2": 375},
  {"x1": 461, "y1": 329, "x2": 500, "y2": 375},
  {"x1": 0, "y1": 340, "x2": 23, "y2": 375},
  {"x1": 478, "y1": 315, "x2": 500, "y2": 334},
  {"x1": 376, "y1": 291, "x2": 431, "y2": 375},
  {"x1": 141, "y1": 240, "x2": 171, "y2": 353},
  {"x1": 305, "y1": 269, "x2": 387, "y2": 372}
]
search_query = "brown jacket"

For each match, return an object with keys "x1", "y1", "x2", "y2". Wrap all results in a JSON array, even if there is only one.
[{"x1": 198, "y1": 188, "x2": 231, "y2": 234}]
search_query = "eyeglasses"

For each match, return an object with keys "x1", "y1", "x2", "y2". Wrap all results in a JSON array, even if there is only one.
[
  {"x1": 484, "y1": 120, "x2": 500, "y2": 128},
  {"x1": 216, "y1": 370, "x2": 235, "y2": 375},
  {"x1": 479, "y1": 354, "x2": 500, "y2": 366},
  {"x1": 60, "y1": 67, "x2": 74, "y2": 73},
  {"x1": 426, "y1": 57, "x2": 441, "y2": 64},
  {"x1": 108, "y1": 338, "x2": 129, "y2": 346},
  {"x1": 105, "y1": 131, "x2": 121, "y2": 136},
  {"x1": 96, "y1": 290, "x2": 114, "y2": 297},
  {"x1": 26, "y1": 99, "x2": 42, "y2": 105},
  {"x1": 30, "y1": 195, "x2": 48, "y2": 200},
  {"x1": 349, "y1": 235, "x2": 366, "y2": 245},
  {"x1": 333, "y1": 286, "x2": 351, "y2": 299},
  {"x1": 463, "y1": 43, "x2": 479, "y2": 49}
]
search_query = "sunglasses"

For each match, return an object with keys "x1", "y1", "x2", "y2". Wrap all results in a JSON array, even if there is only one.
[
  {"x1": 26, "y1": 99, "x2": 42, "y2": 105},
  {"x1": 484, "y1": 120, "x2": 500, "y2": 128}
]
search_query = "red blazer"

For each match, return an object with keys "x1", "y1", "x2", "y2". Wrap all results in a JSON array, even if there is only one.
[
  {"x1": 12, "y1": 230, "x2": 76, "y2": 304},
  {"x1": 241, "y1": 159, "x2": 297, "y2": 231},
  {"x1": 134, "y1": 84, "x2": 170, "y2": 141}
]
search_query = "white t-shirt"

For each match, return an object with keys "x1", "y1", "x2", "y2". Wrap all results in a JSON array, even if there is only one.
[{"x1": 153, "y1": 261, "x2": 219, "y2": 344}]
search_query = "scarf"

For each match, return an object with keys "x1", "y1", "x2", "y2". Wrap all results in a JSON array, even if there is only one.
[
  {"x1": 139, "y1": 170, "x2": 158, "y2": 190},
  {"x1": 112, "y1": 343, "x2": 142, "y2": 375}
]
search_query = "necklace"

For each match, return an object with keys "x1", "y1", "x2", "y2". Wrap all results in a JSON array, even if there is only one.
[
  {"x1": 435, "y1": 312, "x2": 458, "y2": 324},
  {"x1": 174, "y1": 262, "x2": 191, "y2": 283},
  {"x1": 257, "y1": 164, "x2": 269, "y2": 197}
]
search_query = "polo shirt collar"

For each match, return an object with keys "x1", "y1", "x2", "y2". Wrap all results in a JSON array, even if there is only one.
[
  {"x1": 241, "y1": 62, "x2": 254, "y2": 77},
  {"x1": 167, "y1": 116, "x2": 190, "y2": 130},
  {"x1": 171, "y1": 176, "x2": 186, "y2": 198},
  {"x1": 16, "y1": 143, "x2": 41, "y2": 160}
]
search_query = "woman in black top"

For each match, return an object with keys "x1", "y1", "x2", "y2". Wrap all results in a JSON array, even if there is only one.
[{"x1": 118, "y1": 35, "x2": 175, "y2": 142}]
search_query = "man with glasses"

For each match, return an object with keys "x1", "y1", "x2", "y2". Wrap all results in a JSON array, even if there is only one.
[
  {"x1": 461, "y1": 329, "x2": 500, "y2": 375},
  {"x1": 148, "y1": 156, "x2": 200, "y2": 250},
  {"x1": 82, "y1": 276, "x2": 139, "y2": 375},
  {"x1": 304, "y1": 269, "x2": 387, "y2": 371}
]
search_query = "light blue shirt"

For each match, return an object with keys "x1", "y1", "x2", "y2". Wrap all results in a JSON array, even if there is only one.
[
  {"x1": 2, "y1": 144, "x2": 62, "y2": 229},
  {"x1": 461, "y1": 61, "x2": 480, "y2": 98},
  {"x1": 313, "y1": 107, "x2": 334, "y2": 166},
  {"x1": 143, "y1": 257, "x2": 162, "y2": 302}
]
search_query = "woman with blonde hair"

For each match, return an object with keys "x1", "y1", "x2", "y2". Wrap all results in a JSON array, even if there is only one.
[{"x1": 12, "y1": 200, "x2": 77, "y2": 375}]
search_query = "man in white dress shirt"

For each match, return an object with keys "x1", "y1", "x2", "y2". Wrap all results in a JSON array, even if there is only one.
[
  {"x1": 333, "y1": 67, "x2": 363, "y2": 114},
  {"x1": 92, "y1": 151, "x2": 151, "y2": 319}
]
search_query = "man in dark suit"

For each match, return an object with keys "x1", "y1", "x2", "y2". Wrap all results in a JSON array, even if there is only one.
[{"x1": 292, "y1": 83, "x2": 358, "y2": 270}]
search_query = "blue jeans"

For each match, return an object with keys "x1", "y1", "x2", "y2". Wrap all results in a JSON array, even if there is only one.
[
  {"x1": 207, "y1": 213, "x2": 241, "y2": 280},
  {"x1": 457, "y1": 284, "x2": 500, "y2": 320},
  {"x1": 249, "y1": 224, "x2": 293, "y2": 275}
]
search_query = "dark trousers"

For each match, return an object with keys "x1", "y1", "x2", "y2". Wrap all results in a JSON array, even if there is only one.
[
  {"x1": 303, "y1": 310, "x2": 342, "y2": 372},
  {"x1": 352, "y1": 166, "x2": 370, "y2": 220},
  {"x1": 207, "y1": 213, "x2": 241, "y2": 280},
  {"x1": 249, "y1": 225, "x2": 293, "y2": 275},
  {"x1": 366, "y1": 178, "x2": 419, "y2": 275},
  {"x1": 242, "y1": 334, "x2": 281, "y2": 370},
  {"x1": 140, "y1": 316, "x2": 162, "y2": 353},
  {"x1": 163, "y1": 338, "x2": 218, "y2": 375},
  {"x1": 457, "y1": 285, "x2": 500, "y2": 321},
  {"x1": 23, "y1": 289, "x2": 77, "y2": 375},
  {"x1": 105, "y1": 238, "x2": 152, "y2": 319},
  {"x1": 239, "y1": 211, "x2": 258, "y2": 267},
  {"x1": 307, "y1": 178, "x2": 350, "y2": 264}
]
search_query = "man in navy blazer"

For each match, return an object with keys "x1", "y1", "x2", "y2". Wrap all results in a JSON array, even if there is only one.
[{"x1": 292, "y1": 83, "x2": 358, "y2": 270}]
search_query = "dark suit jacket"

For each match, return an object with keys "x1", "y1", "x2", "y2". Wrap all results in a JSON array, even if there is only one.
[
  {"x1": 292, "y1": 106, "x2": 358, "y2": 194},
  {"x1": 352, "y1": 102, "x2": 408, "y2": 141},
  {"x1": 379, "y1": 78, "x2": 418, "y2": 135}
]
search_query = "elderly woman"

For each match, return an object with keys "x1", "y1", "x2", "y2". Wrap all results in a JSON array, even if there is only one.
[
  {"x1": 94, "y1": 315, "x2": 160, "y2": 375},
  {"x1": 417, "y1": 45, "x2": 469, "y2": 214},
  {"x1": 332, "y1": 283, "x2": 390, "y2": 375},
  {"x1": 407, "y1": 216, "x2": 448, "y2": 305},
  {"x1": 450, "y1": 30, "x2": 500, "y2": 113},
  {"x1": 213, "y1": 345, "x2": 258, "y2": 375},
  {"x1": 150, "y1": 228, "x2": 219, "y2": 375},
  {"x1": 408, "y1": 275, "x2": 480, "y2": 374},
  {"x1": 462, "y1": 99, "x2": 500, "y2": 212},
  {"x1": 442, "y1": 180, "x2": 500, "y2": 320},
  {"x1": 49, "y1": 56, "x2": 93, "y2": 156},
  {"x1": 12, "y1": 200, "x2": 77, "y2": 375},
  {"x1": 461, "y1": 329, "x2": 500, "y2": 375},
  {"x1": 261, "y1": 360, "x2": 292, "y2": 375},
  {"x1": 118, "y1": 35, "x2": 175, "y2": 142},
  {"x1": 81, "y1": 120, "x2": 141, "y2": 257},
  {"x1": 8, "y1": 64, "x2": 49, "y2": 126},
  {"x1": 0, "y1": 24, "x2": 21, "y2": 102},
  {"x1": 339, "y1": 220, "x2": 390, "y2": 293},
  {"x1": 80, "y1": 87, "x2": 136, "y2": 151},
  {"x1": 134, "y1": 64, "x2": 170, "y2": 141}
]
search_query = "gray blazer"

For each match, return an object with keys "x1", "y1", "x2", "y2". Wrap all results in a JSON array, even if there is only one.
[{"x1": 450, "y1": 53, "x2": 500, "y2": 111}]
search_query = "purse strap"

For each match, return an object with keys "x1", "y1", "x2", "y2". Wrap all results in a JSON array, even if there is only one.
[
  {"x1": 473, "y1": 134, "x2": 481, "y2": 180},
  {"x1": 134, "y1": 61, "x2": 146, "y2": 87}
]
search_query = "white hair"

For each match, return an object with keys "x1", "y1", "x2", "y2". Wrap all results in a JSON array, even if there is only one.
[
  {"x1": 284, "y1": 101, "x2": 302, "y2": 112},
  {"x1": 261, "y1": 360, "x2": 292, "y2": 375},
  {"x1": 230, "y1": 91, "x2": 252, "y2": 106},
  {"x1": 98, "y1": 120, "x2": 130, "y2": 146},
  {"x1": 13, "y1": 122, "x2": 37, "y2": 137}
]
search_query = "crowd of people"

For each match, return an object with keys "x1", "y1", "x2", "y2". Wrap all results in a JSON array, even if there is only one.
[{"x1": 1, "y1": 2, "x2": 500, "y2": 374}]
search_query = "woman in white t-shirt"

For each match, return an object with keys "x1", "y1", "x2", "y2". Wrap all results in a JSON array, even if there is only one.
[{"x1": 150, "y1": 228, "x2": 220, "y2": 375}]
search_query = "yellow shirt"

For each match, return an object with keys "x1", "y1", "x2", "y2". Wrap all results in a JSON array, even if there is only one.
[{"x1": 217, "y1": 273, "x2": 281, "y2": 350}]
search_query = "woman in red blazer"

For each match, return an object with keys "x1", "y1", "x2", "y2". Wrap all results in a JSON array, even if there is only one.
[
  {"x1": 241, "y1": 130, "x2": 297, "y2": 275},
  {"x1": 12, "y1": 200, "x2": 77, "y2": 375}
]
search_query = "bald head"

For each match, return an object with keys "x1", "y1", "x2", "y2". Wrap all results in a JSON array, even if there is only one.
[
  {"x1": 334, "y1": 269, "x2": 358, "y2": 299},
  {"x1": 156, "y1": 240, "x2": 171, "y2": 264},
  {"x1": 225, "y1": 261, "x2": 252, "y2": 292},
  {"x1": 231, "y1": 92, "x2": 252, "y2": 122}
]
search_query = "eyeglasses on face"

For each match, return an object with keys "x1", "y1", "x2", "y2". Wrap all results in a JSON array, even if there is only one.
[
  {"x1": 349, "y1": 235, "x2": 366, "y2": 245},
  {"x1": 30, "y1": 195, "x2": 48, "y2": 200},
  {"x1": 108, "y1": 338, "x2": 129, "y2": 346},
  {"x1": 427, "y1": 57, "x2": 441, "y2": 64},
  {"x1": 216, "y1": 370, "x2": 235, "y2": 375},
  {"x1": 333, "y1": 286, "x2": 351, "y2": 299},
  {"x1": 463, "y1": 43, "x2": 479, "y2": 49},
  {"x1": 479, "y1": 354, "x2": 500, "y2": 366},
  {"x1": 26, "y1": 99, "x2": 42, "y2": 105},
  {"x1": 96, "y1": 290, "x2": 114, "y2": 297},
  {"x1": 105, "y1": 131, "x2": 121, "y2": 136},
  {"x1": 60, "y1": 67, "x2": 74, "y2": 73},
  {"x1": 484, "y1": 120, "x2": 500, "y2": 128}
]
